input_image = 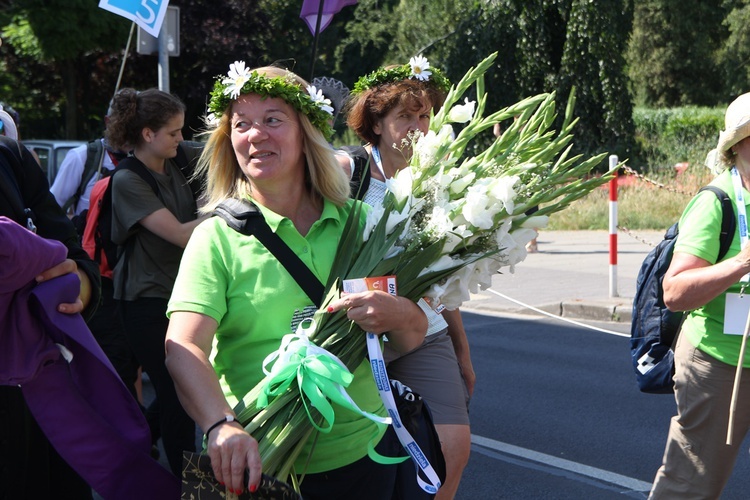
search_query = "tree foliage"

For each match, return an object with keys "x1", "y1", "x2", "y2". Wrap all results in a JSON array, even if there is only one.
[
  {"x1": 4, "y1": 0, "x2": 748, "y2": 149},
  {"x1": 558, "y1": 0, "x2": 635, "y2": 160},
  {"x1": 718, "y1": 0, "x2": 750, "y2": 100},
  {"x1": 627, "y1": 0, "x2": 728, "y2": 107},
  {"x1": 2, "y1": 0, "x2": 131, "y2": 138}
]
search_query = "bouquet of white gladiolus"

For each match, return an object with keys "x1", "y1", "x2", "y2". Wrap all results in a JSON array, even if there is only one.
[{"x1": 231, "y1": 52, "x2": 616, "y2": 489}]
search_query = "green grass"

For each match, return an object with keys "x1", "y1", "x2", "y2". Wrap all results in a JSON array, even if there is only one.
[{"x1": 547, "y1": 165, "x2": 715, "y2": 230}]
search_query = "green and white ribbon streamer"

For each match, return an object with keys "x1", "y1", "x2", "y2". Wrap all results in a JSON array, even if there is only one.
[
  {"x1": 365, "y1": 332, "x2": 443, "y2": 494},
  {"x1": 257, "y1": 320, "x2": 391, "y2": 433}
]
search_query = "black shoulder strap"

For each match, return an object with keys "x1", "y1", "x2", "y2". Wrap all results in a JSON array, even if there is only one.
[
  {"x1": 117, "y1": 156, "x2": 160, "y2": 197},
  {"x1": 214, "y1": 199, "x2": 325, "y2": 307},
  {"x1": 698, "y1": 186, "x2": 736, "y2": 261},
  {"x1": 64, "y1": 139, "x2": 104, "y2": 212},
  {"x1": 341, "y1": 145, "x2": 371, "y2": 200}
]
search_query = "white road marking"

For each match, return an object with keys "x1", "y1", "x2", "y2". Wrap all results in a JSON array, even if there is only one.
[{"x1": 471, "y1": 434, "x2": 653, "y2": 493}]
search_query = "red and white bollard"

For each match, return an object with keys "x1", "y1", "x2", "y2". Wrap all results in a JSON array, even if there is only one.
[{"x1": 609, "y1": 155, "x2": 619, "y2": 298}]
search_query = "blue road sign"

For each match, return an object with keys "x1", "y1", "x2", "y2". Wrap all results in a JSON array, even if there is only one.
[{"x1": 99, "y1": 0, "x2": 169, "y2": 38}]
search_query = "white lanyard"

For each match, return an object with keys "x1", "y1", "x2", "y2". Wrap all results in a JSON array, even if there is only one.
[
  {"x1": 730, "y1": 167, "x2": 749, "y2": 284},
  {"x1": 371, "y1": 145, "x2": 388, "y2": 180},
  {"x1": 365, "y1": 332, "x2": 443, "y2": 494}
]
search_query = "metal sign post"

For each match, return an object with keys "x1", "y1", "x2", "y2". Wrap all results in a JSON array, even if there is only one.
[{"x1": 136, "y1": 6, "x2": 180, "y2": 91}]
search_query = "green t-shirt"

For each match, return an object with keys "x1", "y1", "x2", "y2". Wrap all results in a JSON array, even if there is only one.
[
  {"x1": 676, "y1": 169, "x2": 750, "y2": 367},
  {"x1": 167, "y1": 198, "x2": 386, "y2": 473}
]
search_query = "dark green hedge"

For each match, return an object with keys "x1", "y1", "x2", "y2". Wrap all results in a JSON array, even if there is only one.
[{"x1": 632, "y1": 106, "x2": 724, "y2": 171}]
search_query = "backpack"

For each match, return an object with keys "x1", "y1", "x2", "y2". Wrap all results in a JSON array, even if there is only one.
[
  {"x1": 66, "y1": 140, "x2": 113, "y2": 239},
  {"x1": 340, "y1": 145, "x2": 371, "y2": 200},
  {"x1": 82, "y1": 145, "x2": 199, "y2": 279},
  {"x1": 63, "y1": 139, "x2": 107, "y2": 214},
  {"x1": 630, "y1": 185, "x2": 736, "y2": 394}
]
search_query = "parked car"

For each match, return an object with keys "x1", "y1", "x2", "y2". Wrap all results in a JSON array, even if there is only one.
[{"x1": 23, "y1": 140, "x2": 85, "y2": 184}]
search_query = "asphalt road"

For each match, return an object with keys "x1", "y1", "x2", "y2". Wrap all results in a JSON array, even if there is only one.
[{"x1": 456, "y1": 310, "x2": 750, "y2": 500}]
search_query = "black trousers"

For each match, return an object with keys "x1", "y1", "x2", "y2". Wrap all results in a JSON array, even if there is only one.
[
  {"x1": 0, "y1": 386, "x2": 92, "y2": 500},
  {"x1": 300, "y1": 425, "x2": 428, "y2": 500},
  {"x1": 88, "y1": 278, "x2": 139, "y2": 401},
  {"x1": 120, "y1": 297, "x2": 195, "y2": 476}
]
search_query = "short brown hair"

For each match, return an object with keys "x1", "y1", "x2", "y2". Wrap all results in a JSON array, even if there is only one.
[{"x1": 345, "y1": 76, "x2": 447, "y2": 145}]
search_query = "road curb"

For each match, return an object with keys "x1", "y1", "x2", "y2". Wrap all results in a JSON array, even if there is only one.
[{"x1": 463, "y1": 298, "x2": 633, "y2": 324}]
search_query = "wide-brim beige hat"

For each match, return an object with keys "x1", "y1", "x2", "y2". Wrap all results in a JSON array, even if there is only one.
[{"x1": 717, "y1": 92, "x2": 750, "y2": 153}]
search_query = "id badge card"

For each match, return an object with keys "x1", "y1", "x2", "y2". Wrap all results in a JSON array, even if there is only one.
[{"x1": 724, "y1": 293, "x2": 750, "y2": 335}]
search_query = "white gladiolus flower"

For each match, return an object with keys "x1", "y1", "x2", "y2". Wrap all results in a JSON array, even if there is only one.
[
  {"x1": 493, "y1": 219, "x2": 512, "y2": 245},
  {"x1": 418, "y1": 254, "x2": 457, "y2": 276},
  {"x1": 442, "y1": 225, "x2": 473, "y2": 253},
  {"x1": 362, "y1": 204, "x2": 385, "y2": 242},
  {"x1": 449, "y1": 171, "x2": 476, "y2": 195},
  {"x1": 428, "y1": 266, "x2": 474, "y2": 310},
  {"x1": 521, "y1": 215, "x2": 549, "y2": 229},
  {"x1": 385, "y1": 168, "x2": 414, "y2": 206},
  {"x1": 496, "y1": 228, "x2": 538, "y2": 272},
  {"x1": 468, "y1": 257, "x2": 500, "y2": 292},
  {"x1": 426, "y1": 205, "x2": 453, "y2": 235},
  {"x1": 415, "y1": 125, "x2": 453, "y2": 167},
  {"x1": 415, "y1": 130, "x2": 440, "y2": 168},
  {"x1": 448, "y1": 98, "x2": 476, "y2": 123},
  {"x1": 385, "y1": 204, "x2": 411, "y2": 235},
  {"x1": 462, "y1": 186, "x2": 493, "y2": 229},
  {"x1": 489, "y1": 175, "x2": 519, "y2": 214}
]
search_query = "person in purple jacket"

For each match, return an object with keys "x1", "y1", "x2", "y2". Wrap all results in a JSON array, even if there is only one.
[{"x1": 0, "y1": 134, "x2": 180, "y2": 499}]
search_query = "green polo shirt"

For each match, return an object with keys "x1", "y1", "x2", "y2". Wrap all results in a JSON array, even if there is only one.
[
  {"x1": 676, "y1": 169, "x2": 750, "y2": 367},
  {"x1": 168, "y1": 197, "x2": 386, "y2": 472}
]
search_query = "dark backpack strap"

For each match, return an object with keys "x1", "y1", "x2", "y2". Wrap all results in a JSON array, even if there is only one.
[
  {"x1": 698, "y1": 186, "x2": 736, "y2": 261},
  {"x1": 117, "y1": 156, "x2": 160, "y2": 196},
  {"x1": 340, "y1": 145, "x2": 371, "y2": 200},
  {"x1": 214, "y1": 199, "x2": 325, "y2": 307},
  {"x1": 63, "y1": 139, "x2": 104, "y2": 212}
]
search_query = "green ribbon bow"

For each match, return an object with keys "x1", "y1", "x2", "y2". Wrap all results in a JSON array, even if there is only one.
[{"x1": 257, "y1": 320, "x2": 390, "y2": 434}]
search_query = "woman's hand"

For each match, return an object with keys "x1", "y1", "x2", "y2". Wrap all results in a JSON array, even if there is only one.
[
  {"x1": 35, "y1": 258, "x2": 91, "y2": 314},
  {"x1": 327, "y1": 290, "x2": 427, "y2": 352},
  {"x1": 206, "y1": 422, "x2": 262, "y2": 496}
]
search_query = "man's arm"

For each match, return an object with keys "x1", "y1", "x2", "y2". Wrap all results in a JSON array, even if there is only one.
[{"x1": 49, "y1": 144, "x2": 87, "y2": 209}]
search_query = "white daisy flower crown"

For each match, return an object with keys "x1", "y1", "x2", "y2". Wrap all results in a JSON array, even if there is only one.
[
  {"x1": 351, "y1": 55, "x2": 451, "y2": 95},
  {"x1": 207, "y1": 61, "x2": 335, "y2": 139}
]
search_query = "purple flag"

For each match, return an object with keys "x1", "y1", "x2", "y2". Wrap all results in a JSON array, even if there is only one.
[{"x1": 300, "y1": 0, "x2": 358, "y2": 35}]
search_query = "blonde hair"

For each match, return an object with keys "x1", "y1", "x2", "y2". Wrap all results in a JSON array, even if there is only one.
[{"x1": 197, "y1": 66, "x2": 350, "y2": 213}]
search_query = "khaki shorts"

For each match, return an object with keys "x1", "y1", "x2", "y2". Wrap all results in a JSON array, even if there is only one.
[{"x1": 384, "y1": 329, "x2": 470, "y2": 426}]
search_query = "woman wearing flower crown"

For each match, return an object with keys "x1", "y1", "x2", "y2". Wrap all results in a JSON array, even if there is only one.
[
  {"x1": 165, "y1": 63, "x2": 428, "y2": 498},
  {"x1": 343, "y1": 55, "x2": 474, "y2": 500}
]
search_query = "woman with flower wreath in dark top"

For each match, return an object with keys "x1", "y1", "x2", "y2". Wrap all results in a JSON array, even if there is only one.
[
  {"x1": 341, "y1": 56, "x2": 474, "y2": 499},
  {"x1": 165, "y1": 63, "x2": 429, "y2": 498}
]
